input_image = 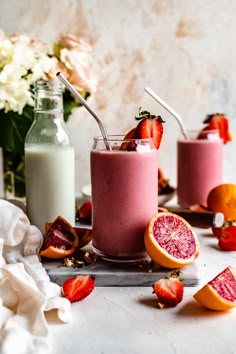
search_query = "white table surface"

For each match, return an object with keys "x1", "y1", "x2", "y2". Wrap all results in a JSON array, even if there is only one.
[{"x1": 45, "y1": 225, "x2": 236, "y2": 354}]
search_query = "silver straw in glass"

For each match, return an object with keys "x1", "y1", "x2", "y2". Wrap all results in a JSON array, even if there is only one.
[
  {"x1": 144, "y1": 86, "x2": 188, "y2": 140},
  {"x1": 57, "y1": 72, "x2": 112, "y2": 150}
]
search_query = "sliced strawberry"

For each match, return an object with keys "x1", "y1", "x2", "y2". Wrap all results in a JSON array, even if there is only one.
[
  {"x1": 153, "y1": 271, "x2": 184, "y2": 308},
  {"x1": 124, "y1": 127, "x2": 137, "y2": 140},
  {"x1": 135, "y1": 109, "x2": 164, "y2": 149},
  {"x1": 120, "y1": 127, "x2": 137, "y2": 150},
  {"x1": 62, "y1": 275, "x2": 95, "y2": 302},
  {"x1": 203, "y1": 113, "x2": 232, "y2": 144}
]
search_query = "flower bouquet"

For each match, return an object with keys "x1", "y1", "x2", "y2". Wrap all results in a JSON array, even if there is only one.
[{"x1": 0, "y1": 30, "x2": 96, "y2": 198}]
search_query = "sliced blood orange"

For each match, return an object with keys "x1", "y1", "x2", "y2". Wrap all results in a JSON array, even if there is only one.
[
  {"x1": 144, "y1": 212, "x2": 200, "y2": 268},
  {"x1": 158, "y1": 207, "x2": 168, "y2": 213},
  {"x1": 193, "y1": 266, "x2": 236, "y2": 311},
  {"x1": 39, "y1": 216, "x2": 79, "y2": 259},
  {"x1": 40, "y1": 246, "x2": 76, "y2": 259}
]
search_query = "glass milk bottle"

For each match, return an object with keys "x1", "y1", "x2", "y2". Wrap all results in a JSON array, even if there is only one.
[{"x1": 25, "y1": 80, "x2": 75, "y2": 233}]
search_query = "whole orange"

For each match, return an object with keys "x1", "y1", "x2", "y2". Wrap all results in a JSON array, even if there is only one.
[{"x1": 207, "y1": 184, "x2": 236, "y2": 221}]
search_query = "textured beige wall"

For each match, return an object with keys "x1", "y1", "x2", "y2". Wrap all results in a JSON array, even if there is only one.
[{"x1": 1, "y1": 0, "x2": 236, "y2": 196}]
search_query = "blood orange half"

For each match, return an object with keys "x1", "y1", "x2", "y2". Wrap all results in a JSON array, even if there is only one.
[
  {"x1": 193, "y1": 266, "x2": 236, "y2": 311},
  {"x1": 144, "y1": 212, "x2": 200, "y2": 268}
]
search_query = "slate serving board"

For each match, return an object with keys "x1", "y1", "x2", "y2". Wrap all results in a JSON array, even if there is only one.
[{"x1": 43, "y1": 257, "x2": 200, "y2": 287}]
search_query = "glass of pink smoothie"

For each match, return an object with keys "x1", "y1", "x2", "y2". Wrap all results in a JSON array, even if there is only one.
[
  {"x1": 90, "y1": 135, "x2": 158, "y2": 262},
  {"x1": 177, "y1": 129, "x2": 223, "y2": 208}
]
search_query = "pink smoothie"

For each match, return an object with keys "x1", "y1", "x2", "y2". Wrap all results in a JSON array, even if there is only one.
[
  {"x1": 91, "y1": 146, "x2": 158, "y2": 261},
  {"x1": 177, "y1": 135, "x2": 223, "y2": 207}
]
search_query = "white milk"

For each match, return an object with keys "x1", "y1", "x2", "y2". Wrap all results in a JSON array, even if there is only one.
[{"x1": 25, "y1": 145, "x2": 75, "y2": 233}]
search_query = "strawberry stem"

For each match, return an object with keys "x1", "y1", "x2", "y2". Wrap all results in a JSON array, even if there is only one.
[
  {"x1": 135, "y1": 107, "x2": 165, "y2": 122},
  {"x1": 203, "y1": 113, "x2": 225, "y2": 124}
]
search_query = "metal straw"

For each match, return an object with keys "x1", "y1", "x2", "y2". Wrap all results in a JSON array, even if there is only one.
[
  {"x1": 144, "y1": 86, "x2": 189, "y2": 140},
  {"x1": 56, "y1": 72, "x2": 112, "y2": 150}
]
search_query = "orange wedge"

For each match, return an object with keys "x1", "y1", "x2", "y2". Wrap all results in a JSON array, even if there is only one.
[
  {"x1": 144, "y1": 212, "x2": 200, "y2": 268},
  {"x1": 193, "y1": 266, "x2": 236, "y2": 311},
  {"x1": 40, "y1": 246, "x2": 76, "y2": 259},
  {"x1": 39, "y1": 216, "x2": 79, "y2": 259}
]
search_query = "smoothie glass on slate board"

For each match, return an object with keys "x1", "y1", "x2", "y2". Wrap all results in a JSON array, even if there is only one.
[
  {"x1": 177, "y1": 129, "x2": 223, "y2": 208},
  {"x1": 91, "y1": 136, "x2": 158, "y2": 262}
]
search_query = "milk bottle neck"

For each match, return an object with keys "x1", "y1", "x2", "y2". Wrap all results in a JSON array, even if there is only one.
[
  {"x1": 25, "y1": 80, "x2": 73, "y2": 146},
  {"x1": 34, "y1": 80, "x2": 63, "y2": 118}
]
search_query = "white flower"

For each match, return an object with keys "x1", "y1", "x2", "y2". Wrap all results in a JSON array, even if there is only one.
[
  {"x1": 0, "y1": 31, "x2": 53, "y2": 114},
  {"x1": 0, "y1": 29, "x2": 96, "y2": 115}
]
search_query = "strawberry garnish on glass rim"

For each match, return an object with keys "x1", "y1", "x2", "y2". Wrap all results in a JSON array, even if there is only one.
[
  {"x1": 135, "y1": 108, "x2": 165, "y2": 149},
  {"x1": 203, "y1": 113, "x2": 232, "y2": 144}
]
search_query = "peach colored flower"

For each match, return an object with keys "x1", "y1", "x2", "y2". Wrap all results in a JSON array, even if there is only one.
[
  {"x1": 60, "y1": 48, "x2": 96, "y2": 92},
  {"x1": 57, "y1": 34, "x2": 92, "y2": 52},
  {"x1": 49, "y1": 34, "x2": 97, "y2": 93}
]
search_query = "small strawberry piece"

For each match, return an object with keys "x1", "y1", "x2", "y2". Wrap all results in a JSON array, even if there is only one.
[
  {"x1": 77, "y1": 201, "x2": 92, "y2": 223},
  {"x1": 203, "y1": 113, "x2": 232, "y2": 144},
  {"x1": 135, "y1": 111, "x2": 164, "y2": 149},
  {"x1": 153, "y1": 271, "x2": 184, "y2": 308},
  {"x1": 218, "y1": 222, "x2": 236, "y2": 250},
  {"x1": 62, "y1": 275, "x2": 95, "y2": 302}
]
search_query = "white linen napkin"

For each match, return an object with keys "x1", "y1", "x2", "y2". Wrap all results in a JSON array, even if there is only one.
[{"x1": 0, "y1": 199, "x2": 72, "y2": 354}]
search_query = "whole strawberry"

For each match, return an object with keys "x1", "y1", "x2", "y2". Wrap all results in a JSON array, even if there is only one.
[
  {"x1": 153, "y1": 271, "x2": 184, "y2": 308},
  {"x1": 217, "y1": 221, "x2": 236, "y2": 250}
]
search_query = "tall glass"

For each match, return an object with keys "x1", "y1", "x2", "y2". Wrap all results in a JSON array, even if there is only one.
[
  {"x1": 90, "y1": 136, "x2": 158, "y2": 262},
  {"x1": 177, "y1": 129, "x2": 223, "y2": 208}
]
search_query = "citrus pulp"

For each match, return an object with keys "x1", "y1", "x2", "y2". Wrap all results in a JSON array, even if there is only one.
[
  {"x1": 144, "y1": 212, "x2": 200, "y2": 268},
  {"x1": 193, "y1": 266, "x2": 236, "y2": 311}
]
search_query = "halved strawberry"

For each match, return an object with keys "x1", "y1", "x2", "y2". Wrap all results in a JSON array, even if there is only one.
[
  {"x1": 203, "y1": 113, "x2": 232, "y2": 144},
  {"x1": 62, "y1": 275, "x2": 95, "y2": 302},
  {"x1": 135, "y1": 109, "x2": 164, "y2": 149},
  {"x1": 153, "y1": 271, "x2": 184, "y2": 308}
]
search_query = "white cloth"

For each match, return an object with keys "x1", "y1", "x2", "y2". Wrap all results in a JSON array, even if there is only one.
[{"x1": 0, "y1": 199, "x2": 72, "y2": 354}]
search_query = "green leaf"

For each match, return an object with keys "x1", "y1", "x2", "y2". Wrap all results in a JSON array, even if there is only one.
[
  {"x1": 63, "y1": 90, "x2": 90, "y2": 122},
  {"x1": 0, "y1": 105, "x2": 34, "y2": 154}
]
